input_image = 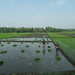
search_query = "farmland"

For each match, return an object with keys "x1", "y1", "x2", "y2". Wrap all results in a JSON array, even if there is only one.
[
  {"x1": 0, "y1": 33, "x2": 75, "y2": 75},
  {"x1": 48, "y1": 32, "x2": 75, "y2": 61},
  {"x1": 0, "y1": 33, "x2": 32, "y2": 39}
]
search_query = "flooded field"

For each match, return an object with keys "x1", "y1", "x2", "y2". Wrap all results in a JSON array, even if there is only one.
[{"x1": 0, "y1": 34, "x2": 75, "y2": 74}]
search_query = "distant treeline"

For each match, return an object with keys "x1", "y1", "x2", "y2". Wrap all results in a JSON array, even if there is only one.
[{"x1": 0, "y1": 27, "x2": 75, "y2": 33}]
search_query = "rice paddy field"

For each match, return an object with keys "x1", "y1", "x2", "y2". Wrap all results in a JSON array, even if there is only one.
[
  {"x1": 0, "y1": 33, "x2": 32, "y2": 39},
  {"x1": 0, "y1": 33, "x2": 75, "y2": 75},
  {"x1": 48, "y1": 32, "x2": 75, "y2": 61}
]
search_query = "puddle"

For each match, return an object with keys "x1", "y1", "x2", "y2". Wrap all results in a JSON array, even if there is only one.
[{"x1": 0, "y1": 38, "x2": 75, "y2": 74}]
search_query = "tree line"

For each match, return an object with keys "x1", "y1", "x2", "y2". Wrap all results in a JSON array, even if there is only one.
[{"x1": 0, "y1": 27, "x2": 75, "y2": 33}]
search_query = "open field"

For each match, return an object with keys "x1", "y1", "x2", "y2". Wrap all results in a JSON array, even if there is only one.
[
  {"x1": 48, "y1": 33, "x2": 70, "y2": 37},
  {"x1": 0, "y1": 33, "x2": 32, "y2": 39},
  {"x1": 48, "y1": 32, "x2": 75, "y2": 61}
]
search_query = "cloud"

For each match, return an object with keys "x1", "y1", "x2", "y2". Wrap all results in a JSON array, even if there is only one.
[
  {"x1": 10, "y1": 0, "x2": 14, "y2": 3},
  {"x1": 50, "y1": 0, "x2": 67, "y2": 6},
  {"x1": 26, "y1": 4, "x2": 34, "y2": 10}
]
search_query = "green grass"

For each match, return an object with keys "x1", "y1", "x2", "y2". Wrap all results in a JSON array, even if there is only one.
[
  {"x1": 0, "y1": 51, "x2": 7, "y2": 53},
  {"x1": 21, "y1": 50, "x2": 25, "y2": 52},
  {"x1": 34, "y1": 58, "x2": 41, "y2": 62},
  {"x1": 48, "y1": 49, "x2": 52, "y2": 52},
  {"x1": 48, "y1": 33, "x2": 69, "y2": 37},
  {"x1": 48, "y1": 32, "x2": 75, "y2": 61},
  {"x1": 56, "y1": 56, "x2": 61, "y2": 60},
  {"x1": 38, "y1": 45, "x2": 40, "y2": 47},
  {"x1": 7, "y1": 42, "x2": 10, "y2": 44},
  {"x1": 21, "y1": 42, "x2": 23, "y2": 44},
  {"x1": 48, "y1": 46, "x2": 51, "y2": 48},
  {"x1": 13, "y1": 44, "x2": 17, "y2": 47},
  {"x1": 0, "y1": 60, "x2": 3, "y2": 64},
  {"x1": 26, "y1": 45, "x2": 29, "y2": 47},
  {"x1": 36, "y1": 50, "x2": 40, "y2": 53},
  {"x1": 0, "y1": 33, "x2": 32, "y2": 39}
]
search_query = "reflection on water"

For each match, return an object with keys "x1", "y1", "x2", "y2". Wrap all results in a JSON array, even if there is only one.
[{"x1": 42, "y1": 45, "x2": 46, "y2": 55}]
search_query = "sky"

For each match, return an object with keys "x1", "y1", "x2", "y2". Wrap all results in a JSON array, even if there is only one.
[{"x1": 0, "y1": 0, "x2": 75, "y2": 29}]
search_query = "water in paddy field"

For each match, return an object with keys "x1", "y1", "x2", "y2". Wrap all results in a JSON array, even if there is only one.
[
  {"x1": 0, "y1": 38, "x2": 52, "y2": 41},
  {"x1": 0, "y1": 38, "x2": 75, "y2": 74}
]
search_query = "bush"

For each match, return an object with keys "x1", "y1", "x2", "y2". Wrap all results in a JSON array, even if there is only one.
[{"x1": 56, "y1": 56, "x2": 61, "y2": 60}]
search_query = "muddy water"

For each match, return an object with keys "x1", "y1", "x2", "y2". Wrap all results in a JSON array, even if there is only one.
[
  {"x1": 1, "y1": 38, "x2": 52, "y2": 41},
  {"x1": 0, "y1": 38, "x2": 75, "y2": 74}
]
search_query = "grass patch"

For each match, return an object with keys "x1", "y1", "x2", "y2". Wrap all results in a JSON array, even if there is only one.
[
  {"x1": 21, "y1": 50, "x2": 25, "y2": 52},
  {"x1": 26, "y1": 45, "x2": 29, "y2": 47},
  {"x1": 36, "y1": 50, "x2": 40, "y2": 53},
  {"x1": 1, "y1": 44, "x2": 4, "y2": 46},
  {"x1": 48, "y1": 46, "x2": 51, "y2": 48},
  {"x1": 48, "y1": 49, "x2": 52, "y2": 52},
  {"x1": 0, "y1": 33, "x2": 32, "y2": 39},
  {"x1": 0, "y1": 51, "x2": 7, "y2": 53},
  {"x1": 21, "y1": 42, "x2": 23, "y2": 44},
  {"x1": 56, "y1": 56, "x2": 61, "y2": 60},
  {"x1": 13, "y1": 44, "x2": 17, "y2": 47},
  {"x1": 47, "y1": 42, "x2": 49, "y2": 44},
  {"x1": 38, "y1": 45, "x2": 40, "y2": 47},
  {"x1": 7, "y1": 42, "x2": 10, "y2": 44},
  {"x1": 34, "y1": 58, "x2": 41, "y2": 62},
  {"x1": 0, "y1": 60, "x2": 3, "y2": 64}
]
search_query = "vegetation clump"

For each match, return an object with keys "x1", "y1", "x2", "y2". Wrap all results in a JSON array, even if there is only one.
[
  {"x1": 35, "y1": 58, "x2": 41, "y2": 62},
  {"x1": 26, "y1": 45, "x2": 29, "y2": 47},
  {"x1": 38, "y1": 45, "x2": 40, "y2": 47},
  {"x1": 13, "y1": 44, "x2": 17, "y2": 47},
  {"x1": 0, "y1": 60, "x2": 3, "y2": 64},
  {"x1": 56, "y1": 56, "x2": 61, "y2": 60},
  {"x1": 7, "y1": 42, "x2": 10, "y2": 44},
  {"x1": 0, "y1": 51, "x2": 7, "y2": 53},
  {"x1": 21, "y1": 50, "x2": 25, "y2": 52},
  {"x1": 21, "y1": 42, "x2": 23, "y2": 44},
  {"x1": 48, "y1": 49, "x2": 52, "y2": 52},
  {"x1": 36, "y1": 50, "x2": 40, "y2": 53},
  {"x1": 48, "y1": 46, "x2": 51, "y2": 48},
  {"x1": 1, "y1": 44, "x2": 4, "y2": 46}
]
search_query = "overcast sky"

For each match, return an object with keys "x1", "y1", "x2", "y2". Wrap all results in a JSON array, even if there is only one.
[{"x1": 0, "y1": 0, "x2": 75, "y2": 29}]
